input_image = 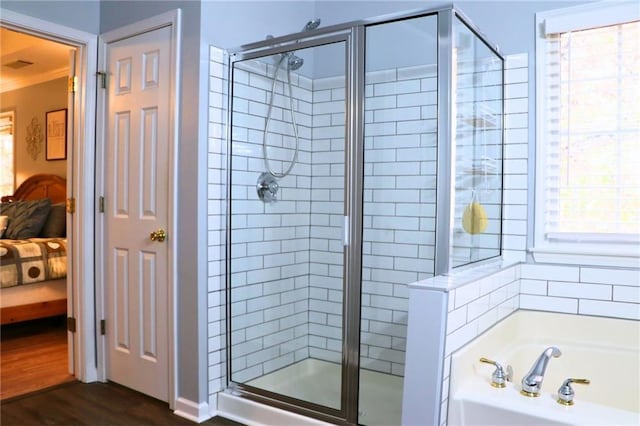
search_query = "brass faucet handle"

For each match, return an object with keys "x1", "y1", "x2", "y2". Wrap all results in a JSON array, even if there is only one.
[
  {"x1": 557, "y1": 378, "x2": 590, "y2": 406},
  {"x1": 566, "y1": 378, "x2": 590, "y2": 385},
  {"x1": 479, "y1": 357, "x2": 513, "y2": 388}
]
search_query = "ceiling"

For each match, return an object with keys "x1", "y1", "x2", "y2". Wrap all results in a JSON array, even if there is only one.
[{"x1": 0, "y1": 28, "x2": 73, "y2": 93}]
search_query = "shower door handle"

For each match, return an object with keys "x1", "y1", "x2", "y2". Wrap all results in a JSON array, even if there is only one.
[{"x1": 343, "y1": 216, "x2": 349, "y2": 246}]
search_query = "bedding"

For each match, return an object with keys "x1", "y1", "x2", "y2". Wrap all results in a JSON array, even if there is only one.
[
  {"x1": 0, "y1": 198, "x2": 52, "y2": 239},
  {"x1": 0, "y1": 174, "x2": 68, "y2": 324},
  {"x1": 0, "y1": 238, "x2": 67, "y2": 288}
]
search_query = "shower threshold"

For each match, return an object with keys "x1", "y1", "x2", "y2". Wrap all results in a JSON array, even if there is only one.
[{"x1": 246, "y1": 358, "x2": 403, "y2": 426}]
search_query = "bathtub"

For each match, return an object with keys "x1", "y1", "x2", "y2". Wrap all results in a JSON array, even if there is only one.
[{"x1": 448, "y1": 310, "x2": 639, "y2": 425}]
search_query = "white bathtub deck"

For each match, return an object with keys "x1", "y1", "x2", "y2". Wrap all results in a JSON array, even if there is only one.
[{"x1": 448, "y1": 310, "x2": 640, "y2": 425}]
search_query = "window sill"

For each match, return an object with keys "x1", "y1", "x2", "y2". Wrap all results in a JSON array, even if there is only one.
[{"x1": 529, "y1": 246, "x2": 640, "y2": 268}]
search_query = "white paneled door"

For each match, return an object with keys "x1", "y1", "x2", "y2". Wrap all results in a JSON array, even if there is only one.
[{"x1": 104, "y1": 25, "x2": 171, "y2": 402}]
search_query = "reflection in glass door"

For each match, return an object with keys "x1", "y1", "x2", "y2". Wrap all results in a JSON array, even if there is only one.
[{"x1": 228, "y1": 39, "x2": 348, "y2": 413}]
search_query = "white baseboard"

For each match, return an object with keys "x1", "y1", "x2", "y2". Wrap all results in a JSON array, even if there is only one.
[{"x1": 174, "y1": 397, "x2": 211, "y2": 423}]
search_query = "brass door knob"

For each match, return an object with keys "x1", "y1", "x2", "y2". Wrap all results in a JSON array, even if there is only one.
[{"x1": 150, "y1": 229, "x2": 167, "y2": 242}]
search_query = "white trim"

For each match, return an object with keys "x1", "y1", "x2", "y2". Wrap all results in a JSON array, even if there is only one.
[
  {"x1": 0, "y1": 8, "x2": 99, "y2": 384},
  {"x1": 533, "y1": 3, "x2": 640, "y2": 267},
  {"x1": 217, "y1": 392, "x2": 333, "y2": 426},
  {"x1": 174, "y1": 397, "x2": 211, "y2": 423},
  {"x1": 530, "y1": 248, "x2": 640, "y2": 268},
  {"x1": 402, "y1": 288, "x2": 448, "y2": 425},
  {"x1": 540, "y1": 0, "x2": 639, "y2": 35},
  {"x1": 95, "y1": 8, "x2": 181, "y2": 409}
]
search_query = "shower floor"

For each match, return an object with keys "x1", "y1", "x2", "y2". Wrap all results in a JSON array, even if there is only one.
[{"x1": 247, "y1": 358, "x2": 403, "y2": 426}]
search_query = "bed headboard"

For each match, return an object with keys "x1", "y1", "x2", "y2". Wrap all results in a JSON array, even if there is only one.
[{"x1": 1, "y1": 174, "x2": 67, "y2": 204}]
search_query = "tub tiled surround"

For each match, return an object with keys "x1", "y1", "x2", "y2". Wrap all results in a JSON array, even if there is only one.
[
  {"x1": 404, "y1": 53, "x2": 640, "y2": 426},
  {"x1": 431, "y1": 261, "x2": 640, "y2": 425},
  {"x1": 520, "y1": 264, "x2": 640, "y2": 320}
]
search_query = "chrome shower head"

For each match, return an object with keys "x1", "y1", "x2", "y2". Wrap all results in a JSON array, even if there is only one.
[
  {"x1": 303, "y1": 18, "x2": 321, "y2": 31},
  {"x1": 288, "y1": 55, "x2": 304, "y2": 71}
]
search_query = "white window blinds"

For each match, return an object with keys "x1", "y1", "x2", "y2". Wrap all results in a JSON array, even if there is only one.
[{"x1": 541, "y1": 17, "x2": 640, "y2": 243}]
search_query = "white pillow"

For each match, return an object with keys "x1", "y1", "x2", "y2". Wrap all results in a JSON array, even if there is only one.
[{"x1": 0, "y1": 215, "x2": 8, "y2": 238}]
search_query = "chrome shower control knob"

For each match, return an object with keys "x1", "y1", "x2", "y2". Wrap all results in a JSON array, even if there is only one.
[{"x1": 257, "y1": 172, "x2": 279, "y2": 203}]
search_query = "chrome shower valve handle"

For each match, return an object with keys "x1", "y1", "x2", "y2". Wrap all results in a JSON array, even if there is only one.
[
  {"x1": 479, "y1": 357, "x2": 513, "y2": 388},
  {"x1": 257, "y1": 172, "x2": 279, "y2": 203}
]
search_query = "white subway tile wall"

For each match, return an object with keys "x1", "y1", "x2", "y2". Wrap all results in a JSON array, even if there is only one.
[
  {"x1": 308, "y1": 74, "x2": 346, "y2": 366},
  {"x1": 207, "y1": 46, "x2": 227, "y2": 408},
  {"x1": 439, "y1": 264, "x2": 521, "y2": 426},
  {"x1": 500, "y1": 54, "x2": 528, "y2": 262},
  {"x1": 360, "y1": 64, "x2": 438, "y2": 376},
  {"x1": 520, "y1": 263, "x2": 640, "y2": 320},
  {"x1": 228, "y1": 58, "x2": 315, "y2": 384}
]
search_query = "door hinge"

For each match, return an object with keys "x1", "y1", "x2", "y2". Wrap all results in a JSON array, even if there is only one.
[
  {"x1": 99, "y1": 196, "x2": 105, "y2": 213},
  {"x1": 66, "y1": 197, "x2": 76, "y2": 214},
  {"x1": 67, "y1": 317, "x2": 77, "y2": 333},
  {"x1": 96, "y1": 71, "x2": 107, "y2": 89},
  {"x1": 100, "y1": 319, "x2": 106, "y2": 335},
  {"x1": 68, "y1": 75, "x2": 78, "y2": 93}
]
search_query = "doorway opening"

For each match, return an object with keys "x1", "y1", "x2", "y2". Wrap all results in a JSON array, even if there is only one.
[{"x1": 0, "y1": 26, "x2": 75, "y2": 400}]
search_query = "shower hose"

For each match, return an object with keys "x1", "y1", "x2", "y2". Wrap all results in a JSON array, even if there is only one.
[{"x1": 262, "y1": 54, "x2": 300, "y2": 179}]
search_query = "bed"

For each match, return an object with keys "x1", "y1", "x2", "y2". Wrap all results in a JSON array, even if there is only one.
[{"x1": 0, "y1": 174, "x2": 68, "y2": 325}]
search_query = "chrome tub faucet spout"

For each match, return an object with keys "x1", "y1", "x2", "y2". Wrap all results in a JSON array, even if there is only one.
[{"x1": 520, "y1": 346, "x2": 561, "y2": 397}]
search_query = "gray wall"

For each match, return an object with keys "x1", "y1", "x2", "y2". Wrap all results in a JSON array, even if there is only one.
[
  {"x1": 1, "y1": 77, "x2": 68, "y2": 190},
  {"x1": 1, "y1": 1, "x2": 99, "y2": 33},
  {"x1": 200, "y1": 1, "x2": 315, "y2": 48}
]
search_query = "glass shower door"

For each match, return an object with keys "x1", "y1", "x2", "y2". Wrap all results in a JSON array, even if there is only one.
[{"x1": 228, "y1": 39, "x2": 348, "y2": 413}]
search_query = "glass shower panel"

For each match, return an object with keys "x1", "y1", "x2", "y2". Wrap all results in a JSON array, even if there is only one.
[
  {"x1": 451, "y1": 16, "x2": 504, "y2": 268},
  {"x1": 360, "y1": 15, "x2": 438, "y2": 426},
  {"x1": 229, "y1": 41, "x2": 347, "y2": 411}
]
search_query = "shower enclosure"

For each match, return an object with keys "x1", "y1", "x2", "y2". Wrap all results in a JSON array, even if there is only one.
[{"x1": 225, "y1": 6, "x2": 503, "y2": 425}]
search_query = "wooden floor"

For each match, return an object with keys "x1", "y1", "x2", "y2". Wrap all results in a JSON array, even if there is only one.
[
  {"x1": 1, "y1": 381, "x2": 244, "y2": 425},
  {"x1": 1, "y1": 316, "x2": 74, "y2": 400},
  {"x1": 1, "y1": 317, "x2": 243, "y2": 425}
]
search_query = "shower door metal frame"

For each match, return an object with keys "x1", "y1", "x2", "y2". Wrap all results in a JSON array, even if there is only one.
[{"x1": 226, "y1": 28, "x2": 364, "y2": 425}]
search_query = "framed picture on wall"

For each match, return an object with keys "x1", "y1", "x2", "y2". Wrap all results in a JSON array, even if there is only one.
[{"x1": 46, "y1": 108, "x2": 67, "y2": 161}]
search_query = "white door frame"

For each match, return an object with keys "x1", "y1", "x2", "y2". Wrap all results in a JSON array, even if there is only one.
[
  {"x1": 0, "y1": 8, "x2": 98, "y2": 383},
  {"x1": 95, "y1": 9, "x2": 181, "y2": 409}
]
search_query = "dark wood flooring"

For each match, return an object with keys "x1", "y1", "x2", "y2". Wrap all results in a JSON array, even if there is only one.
[
  {"x1": 1, "y1": 318, "x2": 242, "y2": 425},
  {"x1": 1, "y1": 316, "x2": 74, "y2": 400},
  {"x1": 1, "y1": 381, "x2": 244, "y2": 425}
]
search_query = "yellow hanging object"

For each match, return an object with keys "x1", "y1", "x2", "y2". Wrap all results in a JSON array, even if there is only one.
[{"x1": 462, "y1": 200, "x2": 488, "y2": 235}]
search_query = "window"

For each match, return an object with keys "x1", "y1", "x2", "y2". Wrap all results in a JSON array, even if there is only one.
[
  {"x1": 535, "y1": 1, "x2": 640, "y2": 262},
  {"x1": 0, "y1": 111, "x2": 15, "y2": 198}
]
